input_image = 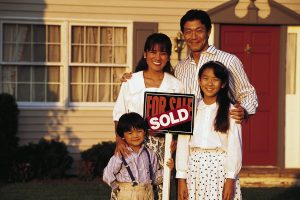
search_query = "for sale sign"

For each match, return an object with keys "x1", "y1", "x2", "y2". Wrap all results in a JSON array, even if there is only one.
[{"x1": 143, "y1": 92, "x2": 195, "y2": 135}]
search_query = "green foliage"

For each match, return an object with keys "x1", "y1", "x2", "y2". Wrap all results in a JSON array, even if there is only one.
[
  {"x1": 10, "y1": 139, "x2": 73, "y2": 181},
  {"x1": 0, "y1": 93, "x2": 19, "y2": 180},
  {"x1": 80, "y1": 141, "x2": 115, "y2": 179}
]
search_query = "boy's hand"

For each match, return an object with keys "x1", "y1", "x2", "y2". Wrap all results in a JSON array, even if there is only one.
[
  {"x1": 115, "y1": 136, "x2": 131, "y2": 157},
  {"x1": 120, "y1": 72, "x2": 133, "y2": 82},
  {"x1": 178, "y1": 179, "x2": 188, "y2": 200},
  {"x1": 166, "y1": 158, "x2": 174, "y2": 170},
  {"x1": 229, "y1": 102, "x2": 245, "y2": 124},
  {"x1": 222, "y1": 178, "x2": 235, "y2": 200}
]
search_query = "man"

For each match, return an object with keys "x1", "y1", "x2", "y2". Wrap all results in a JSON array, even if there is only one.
[{"x1": 175, "y1": 9, "x2": 258, "y2": 200}]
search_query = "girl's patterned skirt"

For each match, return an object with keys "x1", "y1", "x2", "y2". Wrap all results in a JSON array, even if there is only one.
[{"x1": 187, "y1": 148, "x2": 242, "y2": 200}]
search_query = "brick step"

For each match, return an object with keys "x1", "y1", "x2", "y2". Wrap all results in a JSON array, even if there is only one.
[{"x1": 239, "y1": 167, "x2": 300, "y2": 187}]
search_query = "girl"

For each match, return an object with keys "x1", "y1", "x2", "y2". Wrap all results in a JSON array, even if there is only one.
[
  {"x1": 113, "y1": 33, "x2": 184, "y2": 199},
  {"x1": 177, "y1": 61, "x2": 242, "y2": 200}
]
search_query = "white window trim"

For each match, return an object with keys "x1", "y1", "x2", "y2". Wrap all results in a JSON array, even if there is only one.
[
  {"x1": 0, "y1": 19, "x2": 66, "y2": 108},
  {"x1": 68, "y1": 21, "x2": 132, "y2": 108},
  {"x1": 0, "y1": 18, "x2": 133, "y2": 109}
]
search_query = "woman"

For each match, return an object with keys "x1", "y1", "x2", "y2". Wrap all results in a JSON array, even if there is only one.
[{"x1": 113, "y1": 33, "x2": 183, "y2": 199}]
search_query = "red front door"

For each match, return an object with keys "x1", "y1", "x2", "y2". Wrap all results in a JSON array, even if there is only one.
[{"x1": 220, "y1": 25, "x2": 279, "y2": 165}]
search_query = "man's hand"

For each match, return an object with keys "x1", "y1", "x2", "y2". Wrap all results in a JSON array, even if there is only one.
[
  {"x1": 120, "y1": 72, "x2": 132, "y2": 83},
  {"x1": 178, "y1": 179, "x2": 188, "y2": 200},
  {"x1": 115, "y1": 136, "x2": 130, "y2": 157},
  {"x1": 222, "y1": 178, "x2": 235, "y2": 200},
  {"x1": 229, "y1": 102, "x2": 245, "y2": 124}
]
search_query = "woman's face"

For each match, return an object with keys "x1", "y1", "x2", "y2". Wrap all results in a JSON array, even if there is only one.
[{"x1": 144, "y1": 44, "x2": 169, "y2": 72}]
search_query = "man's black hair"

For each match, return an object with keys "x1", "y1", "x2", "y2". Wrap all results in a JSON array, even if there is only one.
[{"x1": 180, "y1": 9, "x2": 212, "y2": 32}]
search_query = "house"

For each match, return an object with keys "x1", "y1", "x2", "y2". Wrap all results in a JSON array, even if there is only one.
[{"x1": 0, "y1": 0, "x2": 300, "y2": 171}]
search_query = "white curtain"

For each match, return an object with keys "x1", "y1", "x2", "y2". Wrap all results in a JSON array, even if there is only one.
[
  {"x1": 2, "y1": 24, "x2": 60, "y2": 102},
  {"x1": 71, "y1": 26, "x2": 127, "y2": 102}
]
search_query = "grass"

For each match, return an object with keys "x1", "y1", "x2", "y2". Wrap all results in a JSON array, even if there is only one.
[{"x1": 0, "y1": 179, "x2": 300, "y2": 200}]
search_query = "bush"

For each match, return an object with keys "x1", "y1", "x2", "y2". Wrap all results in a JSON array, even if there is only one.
[
  {"x1": 80, "y1": 141, "x2": 115, "y2": 179},
  {"x1": 10, "y1": 139, "x2": 73, "y2": 181},
  {"x1": 0, "y1": 93, "x2": 19, "y2": 180}
]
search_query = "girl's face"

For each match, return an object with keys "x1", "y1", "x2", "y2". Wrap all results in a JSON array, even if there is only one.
[
  {"x1": 144, "y1": 44, "x2": 169, "y2": 73},
  {"x1": 123, "y1": 128, "x2": 145, "y2": 152},
  {"x1": 199, "y1": 68, "x2": 225, "y2": 104}
]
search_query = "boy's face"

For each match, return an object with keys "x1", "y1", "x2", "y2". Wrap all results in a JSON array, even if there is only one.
[{"x1": 123, "y1": 128, "x2": 146, "y2": 151}]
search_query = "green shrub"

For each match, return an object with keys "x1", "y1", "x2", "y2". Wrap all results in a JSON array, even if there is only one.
[
  {"x1": 80, "y1": 141, "x2": 115, "y2": 179},
  {"x1": 10, "y1": 139, "x2": 73, "y2": 181},
  {"x1": 0, "y1": 93, "x2": 19, "y2": 180}
]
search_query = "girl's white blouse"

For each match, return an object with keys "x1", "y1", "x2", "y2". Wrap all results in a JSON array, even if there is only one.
[
  {"x1": 176, "y1": 100, "x2": 242, "y2": 179},
  {"x1": 113, "y1": 71, "x2": 184, "y2": 121}
]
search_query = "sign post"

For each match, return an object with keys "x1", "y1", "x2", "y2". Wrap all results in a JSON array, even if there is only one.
[{"x1": 143, "y1": 92, "x2": 195, "y2": 200}]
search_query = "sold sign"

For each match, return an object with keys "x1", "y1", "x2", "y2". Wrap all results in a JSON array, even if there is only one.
[
  {"x1": 143, "y1": 92, "x2": 195, "y2": 135},
  {"x1": 147, "y1": 106, "x2": 191, "y2": 131}
]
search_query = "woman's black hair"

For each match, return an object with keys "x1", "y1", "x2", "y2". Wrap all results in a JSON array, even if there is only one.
[
  {"x1": 198, "y1": 61, "x2": 235, "y2": 133},
  {"x1": 135, "y1": 33, "x2": 173, "y2": 74},
  {"x1": 116, "y1": 112, "x2": 148, "y2": 138},
  {"x1": 180, "y1": 9, "x2": 212, "y2": 33}
]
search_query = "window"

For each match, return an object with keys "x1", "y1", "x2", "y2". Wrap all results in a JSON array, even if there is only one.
[
  {"x1": 1, "y1": 21, "x2": 131, "y2": 106},
  {"x1": 1, "y1": 23, "x2": 61, "y2": 102},
  {"x1": 70, "y1": 25, "x2": 127, "y2": 103}
]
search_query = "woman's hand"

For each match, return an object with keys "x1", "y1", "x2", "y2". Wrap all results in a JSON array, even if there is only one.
[
  {"x1": 166, "y1": 158, "x2": 174, "y2": 170},
  {"x1": 178, "y1": 179, "x2": 188, "y2": 200},
  {"x1": 115, "y1": 136, "x2": 130, "y2": 157},
  {"x1": 222, "y1": 178, "x2": 235, "y2": 200},
  {"x1": 120, "y1": 72, "x2": 132, "y2": 83}
]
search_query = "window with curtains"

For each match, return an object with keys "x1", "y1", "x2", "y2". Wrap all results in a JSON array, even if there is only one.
[
  {"x1": 1, "y1": 23, "x2": 61, "y2": 102},
  {"x1": 70, "y1": 25, "x2": 127, "y2": 103},
  {"x1": 1, "y1": 22, "x2": 129, "y2": 105}
]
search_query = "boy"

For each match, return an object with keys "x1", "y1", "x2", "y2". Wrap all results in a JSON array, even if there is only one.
[{"x1": 103, "y1": 112, "x2": 173, "y2": 200}]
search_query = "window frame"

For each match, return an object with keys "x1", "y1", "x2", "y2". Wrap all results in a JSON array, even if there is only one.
[
  {"x1": 68, "y1": 21, "x2": 132, "y2": 108},
  {"x1": 0, "y1": 18, "x2": 133, "y2": 108}
]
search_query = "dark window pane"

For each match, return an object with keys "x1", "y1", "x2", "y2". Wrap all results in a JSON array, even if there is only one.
[
  {"x1": 33, "y1": 44, "x2": 46, "y2": 62},
  {"x1": 17, "y1": 83, "x2": 30, "y2": 101},
  {"x1": 33, "y1": 25, "x2": 46, "y2": 43},
  {"x1": 33, "y1": 84, "x2": 45, "y2": 101},
  {"x1": 17, "y1": 66, "x2": 31, "y2": 82},
  {"x1": 33, "y1": 67, "x2": 45, "y2": 82}
]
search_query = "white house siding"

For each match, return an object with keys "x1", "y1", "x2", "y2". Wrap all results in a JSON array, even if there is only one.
[{"x1": 0, "y1": 0, "x2": 300, "y2": 168}]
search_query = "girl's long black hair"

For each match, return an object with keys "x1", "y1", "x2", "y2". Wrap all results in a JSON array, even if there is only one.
[
  {"x1": 198, "y1": 61, "x2": 235, "y2": 133},
  {"x1": 135, "y1": 33, "x2": 173, "y2": 74}
]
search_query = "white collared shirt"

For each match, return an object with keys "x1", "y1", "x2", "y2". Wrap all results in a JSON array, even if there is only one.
[
  {"x1": 113, "y1": 71, "x2": 184, "y2": 120},
  {"x1": 176, "y1": 100, "x2": 242, "y2": 179}
]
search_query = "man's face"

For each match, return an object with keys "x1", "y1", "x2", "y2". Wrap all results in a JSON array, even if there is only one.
[{"x1": 183, "y1": 19, "x2": 210, "y2": 53}]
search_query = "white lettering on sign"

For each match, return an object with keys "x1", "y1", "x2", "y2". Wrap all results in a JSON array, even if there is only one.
[{"x1": 147, "y1": 107, "x2": 191, "y2": 131}]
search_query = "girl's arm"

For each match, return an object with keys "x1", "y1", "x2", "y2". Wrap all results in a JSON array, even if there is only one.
[
  {"x1": 176, "y1": 134, "x2": 191, "y2": 200},
  {"x1": 223, "y1": 119, "x2": 242, "y2": 200}
]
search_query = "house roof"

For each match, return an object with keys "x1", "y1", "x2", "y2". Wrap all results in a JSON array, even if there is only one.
[{"x1": 207, "y1": 0, "x2": 300, "y2": 25}]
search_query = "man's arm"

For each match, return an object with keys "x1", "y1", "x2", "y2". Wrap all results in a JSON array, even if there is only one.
[{"x1": 228, "y1": 56, "x2": 258, "y2": 120}]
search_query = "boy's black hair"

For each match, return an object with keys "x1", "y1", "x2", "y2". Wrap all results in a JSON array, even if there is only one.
[
  {"x1": 198, "y1": 61, "x2": 235, "y2": 133},
  {"x1": 135, "y1": 33, "x2": 173, "y2": 74},
  {"x1": 180, "y1": 9, "x2": 212, "y2": 33},
  {"x1": 116, "y1": 112, "x2": 148, "y2": 138}
]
